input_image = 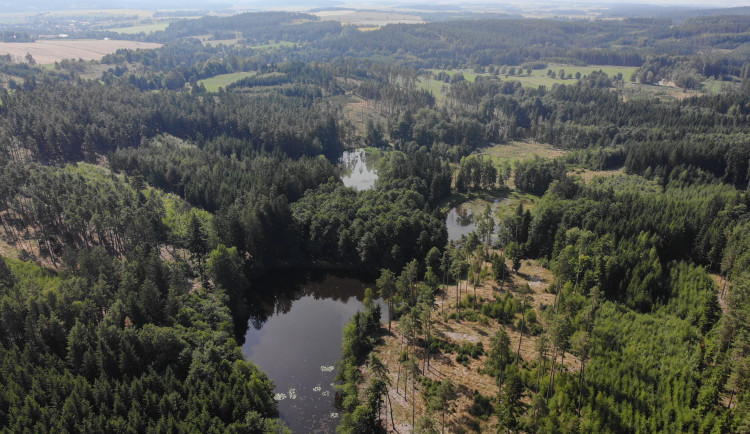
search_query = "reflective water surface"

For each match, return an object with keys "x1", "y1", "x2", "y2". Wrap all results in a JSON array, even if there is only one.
[
  {"x1": 446, "y1": 204, "x2": 477, "y2": 242},
  {"x1": 340, "y1": 149, "x2": 382, "y2": 190},
  {"x1": 241, "y1": 270, "x2": 381, "y2": 433},
  {"x1": 446, "y1": 197, "x2": 508, "y2": 242}
]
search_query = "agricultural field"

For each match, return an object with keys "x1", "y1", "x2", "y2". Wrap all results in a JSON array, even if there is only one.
[
  {"x1": 0, "y1": 39, "x2": 162, "y2": 64},
  {"x1": 109, "y1": 21, "x2": 172, "y2": 34},
  {"x1": 198, "y1": 71, "x2": 257, "y2": 92}
]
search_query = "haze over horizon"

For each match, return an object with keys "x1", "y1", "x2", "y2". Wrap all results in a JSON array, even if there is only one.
[{"x1": 1, "y1": 0, "x2": 749, "y2": 14}]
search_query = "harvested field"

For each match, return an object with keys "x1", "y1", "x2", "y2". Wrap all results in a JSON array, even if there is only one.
[{"x1": 0, "y1": 39, "x2": 162, "y2": 64}]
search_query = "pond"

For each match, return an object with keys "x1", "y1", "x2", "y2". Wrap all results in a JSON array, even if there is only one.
[
  {"x1": 446, "y1": 197, "x2": 509, "y2": 242},
  {"x1": 339, "y1": 148, "x2": 382, "y2": 190},
  {"x1": 446, "y1": 203, "x2": 477, "y2": 242},
  {"x1": 241, "y1": 270, "x2": 383, "y2": 433}
]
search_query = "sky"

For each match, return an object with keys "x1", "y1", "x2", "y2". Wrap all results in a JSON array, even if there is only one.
[{"x1": 2, "y1": 0, "x2": 749, "y2": 14}]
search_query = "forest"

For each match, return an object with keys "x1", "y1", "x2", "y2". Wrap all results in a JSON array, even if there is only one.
[{"x1": 0, "y1": 6, "x2": 749, "y2": 433}]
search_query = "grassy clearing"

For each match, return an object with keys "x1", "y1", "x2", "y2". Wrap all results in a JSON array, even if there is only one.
[
  {"x1": 427, "y1": 68, "x2": 480, "y2": 82},
  {"x1": 198, "y1": 71, "x2": 256, "y2": 92},
  {"x1": 203, "y1": 38, "x2": 243, "y2": 47},
  {"x1": 494, "y1": 64, "x2": 638, "y2": 88},
  {"x1": 481, "y1": 141, "x2": 566, "y2": 163},
  {"x1": 701, "y1": 78, "x2": 723, "y2": 94},
  {"x1": 568, "y1": 167, "x2": 625, "y2": 184},
  {"x1": 417, "y1": 76, "x2": 450, "y2": 101},
  {"x1": 340, "y1": 95, "x2": 389, "y2": 136},
  {"x1": 110, "y1": 21, "x2": 171, "y2": 34},
  {"x1": 440, "y1": 187, "x2": 539, "y2": 218},
  {"x1": 424, "y1": 65, "x2": 639, "y2": 90},
  {"x1": 250, "y1": 41, "x2": 296, "y2": 49},
  {"x1": 623, "y1": 82, "x2": 703, "y2": 100}
]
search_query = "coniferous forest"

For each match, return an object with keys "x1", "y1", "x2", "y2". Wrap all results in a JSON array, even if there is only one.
[{"x1": 1, "y1": 5, "x2": 750, "y2": 433}]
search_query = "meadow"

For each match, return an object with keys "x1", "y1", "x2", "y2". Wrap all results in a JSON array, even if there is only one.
[
  {"x1": 198, "y1": 71, "x2": 257, "y2": 92},
  {"x1": 109, "y1": 21, "x2": 172, "y2": 34}
]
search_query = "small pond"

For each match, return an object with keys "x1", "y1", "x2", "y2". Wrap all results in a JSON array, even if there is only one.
[
  {"x1": 241, "y1": 270, "x2": 383, "y2": 433},
  {"x1": 446, "y1": 197, "x2": 509, "y2": 242},
  {"x1": 339, "y1": 148, "x2": 382, "y2": 190}
]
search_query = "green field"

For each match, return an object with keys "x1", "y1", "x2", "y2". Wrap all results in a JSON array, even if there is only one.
[
  {"x1": 198, "y1": 71, "x2": 257, "y2": 92},
  {"x1": 110, "y1": 21, "x2": 171, "y2": 34}
]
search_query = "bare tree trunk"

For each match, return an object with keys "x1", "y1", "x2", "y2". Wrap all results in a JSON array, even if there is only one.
[
  {"x1": 426, "y1": 319, "x2": 431, "y2": 372},
  {"x1": 546, "y1": 349, "x2": 557, "y2": 400},
  {"x1": 442, "y1": 409, "x2": 445, "y2": 434},
  {"x1": 516, "y1": 312, "x2": 524, "y2": 365},
  {"x1": 388, "y1": 296, "x2": 392, "y2": 331},
  {"x1": 388, "y1": 393, "x2": 396, "y2": 431},
  {"x1": 404, "y1": 370, "x2": 408, "y2": 403},
  {"x1": 412, "y1": 377, "x2": 416, "y2": 428},
  {"x1": 473, "y1": 272, "x2": 477, "y2": 311},
  {"x1": 456, "y1": 279, "x2": 460, "y2": 322},
  {"x1": 396, "y1": 339, "x2": 403, "y2": 395},
  {"x1": 577, "y1": 362, "x2": 585, "y2": 416},
  {"x1": 536, "y1": 356, "x2": 545, "y2": 393}
]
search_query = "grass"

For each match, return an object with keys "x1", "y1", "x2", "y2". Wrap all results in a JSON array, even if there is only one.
[
  {"x1": 198, "y1": 71, "x2": 257, "y2": 92},
  {"x1": 417, "y1": 77, "x2": 450, "y2": 101},
  {"x1": 492, "y1": 64, "x2": 639, "y2": 89},
  {"x1": 110, "y1": 21, "x2": 171, "y2": 34},
  {"x1": 568, "y1": 167, "x2": 625, "y2": 184},
  {"x1": 442, "y1": 189, "x2": 538, "y2": 219},
  {"x1": 424, "y1": 65, "x2": 639, "y2": 90},
  {"x1": 481, "y1": 141, "x2": 566, "y2": 163},
  {"x1": 250, "y1": 41, "x2": 296, "y2": 50},
  {"x1": 337, "y1": 95, "x2": 389, "y2": 136},
  {"x1": 701, "y1": 78, "x2": 723, "y2": 94}
]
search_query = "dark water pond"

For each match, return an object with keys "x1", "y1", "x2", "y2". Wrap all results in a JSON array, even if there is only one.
[
  {"x1": 241, "y1": 270, "x2": 382, "y2": 433},
  {"x1": 340, "y1": 149, "x2": 381, "y2": 190}
]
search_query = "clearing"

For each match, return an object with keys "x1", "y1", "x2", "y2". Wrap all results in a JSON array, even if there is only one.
[
  {"x1": 423, "y1": 65, "x2": 639, "y2": 91},
  {"x1": 568, "y1": 167, "x2": 624, "y2": 183},
  {"x1": 198, "y1": 71, "x2": 257, "y2": 92},
  {"x1": 481, "y1": 141, "x2": 566, "y2": 163}
]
